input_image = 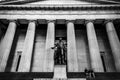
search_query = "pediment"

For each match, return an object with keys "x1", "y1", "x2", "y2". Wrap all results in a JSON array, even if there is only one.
[
  {"x1": 27, "y1": 0, "x2": 94, "y2": 5},
  {"x1": 27, "y1": 0, "x2": 120, "y2": 5},
  {"x1": 0, "y1": 0, "x2": 120, "y2": 5}
]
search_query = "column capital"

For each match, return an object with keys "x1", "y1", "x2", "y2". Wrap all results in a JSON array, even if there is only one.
[
  {"x1": 9, "y1": 19, "x2": 17, "y2": 22},
  {"x1": 9, "y1": 19, "x2": 19, "y2": 26},
  {"x1": 85, "y1": 20, "x2": 95, "y2": 25},
  {"x1": 47, "y1": 20, "x2": 55, "y2": 23},
  {"x1": 104, "y1": 19, "x2": 114, "y2": 24},
  {"x1": 66, "y1": 20, "x2": 75, "y2": 24},
  {"x1": 28, "y1": 20, "x2": 37, "y2": 25},
  {"x1": 9, "y1": 20, "x2": 17, "y2": 24}
]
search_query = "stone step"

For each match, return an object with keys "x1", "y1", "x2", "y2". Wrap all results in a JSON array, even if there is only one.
[
  {"x1": 34, "y1": 78, "x2": 86, "y2": 80},
  {"x1": 34, "y1": 79, "x2": 52, "y2": 80},
  {"x1": 68, "y1": 78, "x2": 86, "y2": 80}
]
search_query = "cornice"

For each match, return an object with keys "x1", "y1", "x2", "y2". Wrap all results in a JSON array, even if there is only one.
[{"x1": 0, "y1": 4, "x2": 120, "y2": 11}]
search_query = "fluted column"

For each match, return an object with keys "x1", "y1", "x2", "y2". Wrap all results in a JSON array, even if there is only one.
[
  {"x1": 18, "y1": 21, "x2": 36, "y2": 72},
  {"x1": 86, "y1": 21, "x2": 104, "y2": 72},
  {"x1": 106, "y1": 21, "x2": 120, "y2": 71},
  {"x1": 67, "y1": 21, "x2": 78, "y2": 72},
  {"x1": 44, "y1": 21, "x2": 55, "y2": 72},
  {"x1": 0, "y1": 21, "x2": 17, "y2": 72}
]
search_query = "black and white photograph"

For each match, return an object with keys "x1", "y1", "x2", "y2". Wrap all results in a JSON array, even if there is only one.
[{"x1": 0, "y1": 0, "x2": 120, "y2": 80}]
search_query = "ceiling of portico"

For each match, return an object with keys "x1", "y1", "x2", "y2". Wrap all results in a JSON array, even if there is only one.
[{"x1": 0, "y1": 0, "x2": 120, "y2": 5}]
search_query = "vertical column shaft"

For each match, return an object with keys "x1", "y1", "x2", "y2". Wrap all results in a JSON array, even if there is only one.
[
  {"x1": 0, "y1": 21, "x2": 17, "y2": 72},
  {"x1": 106, "y1": 21, "x2": 120, "y2": 71},
  {"x1": 44, "y1": 21, "x2": 55, "y2": 72},
  {"x1": 18, "y1": 21, "x2": 36, "y2": 72},
  {"x1": 86, "y1": 21, "x2": 104, "y2": 72},
  {"x1": 0, "y1": 27, "x2": 2, "y2": 41},
  {"x1": 67, "y1": 21, "x2": 78, "y2": 72}
]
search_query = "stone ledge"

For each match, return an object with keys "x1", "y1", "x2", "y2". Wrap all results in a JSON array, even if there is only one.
[{"x1": 0, "y1": 72, "x2": 119, "y2": 79}]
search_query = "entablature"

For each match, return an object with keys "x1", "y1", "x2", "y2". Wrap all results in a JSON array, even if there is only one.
[{"x1": 0, "y1": 14, "x2": 120, "y2": 20}]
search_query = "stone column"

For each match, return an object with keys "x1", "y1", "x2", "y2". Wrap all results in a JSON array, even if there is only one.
[
  {"x1": 67, "y1": 21, "x2": 78, "y2": 72},
  {"x1": 106, "y1": 21, "x2": 120, "y2": 71},
  {"x1": 0, "y1": 27, "x2": 2, "y2": 41},
  {"x1": 44, "y1": 21, "x2": 55, "y2": 72},
  {"x1": 86, "y1": 21, "x2": 104, "y2": 72},
  {"x1": 0, "y1": 21, "x2": 17, "y2": 72},
  {"x1": 18, "y1": 21, "x2": 36, "y2": 72}
]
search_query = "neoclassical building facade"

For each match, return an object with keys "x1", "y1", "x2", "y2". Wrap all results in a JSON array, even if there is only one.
[{"x1": 0, "y1": 0, "x2": 120, "y2": 80}]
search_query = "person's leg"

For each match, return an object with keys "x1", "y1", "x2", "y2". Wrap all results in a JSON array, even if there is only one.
[
  {"x1": 58, "y1": 48, "x2": 61, "y2": 64},
  {"x1": 63, "y1": 49, "x2": 67, "y2": 64},
  {"x1": 54, "y1": 51, "x2": 57, "y2": 64}
]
